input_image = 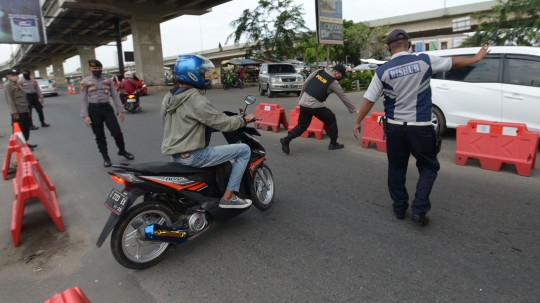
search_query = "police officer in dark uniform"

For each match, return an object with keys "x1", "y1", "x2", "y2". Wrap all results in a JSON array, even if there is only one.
[
  {"x1": 4, "y1": 69, "x2": 37, "y2": 148},
  {"x1": 19, "y1": 69, "x2": 50, "y2": 129},
  {"x1": 280, "y1": 64, "x2": 359, "y2": 154},
  {"x1": 353, "y1": 29, "x2": 490, "y2": 226},
  {"x1": 80, "y1": 59, "x2": 134, "y2": 167}
]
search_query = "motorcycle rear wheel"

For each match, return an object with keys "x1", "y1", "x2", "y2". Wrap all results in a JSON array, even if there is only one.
[
  {"x1": 110, "y1": 202, "x2": 176, "y2": 269},
  {"x1": 252, "y1": 164, "x2": 275, "y2": 210},
  {"x1": 223, "y1": 83, "x2": 229, "y2": 90}
]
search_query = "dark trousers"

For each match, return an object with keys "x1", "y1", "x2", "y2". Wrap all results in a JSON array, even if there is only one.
[
  {"x1": 88, "y1": 103, "x2": 125, "y2": 155},
  {"x1": 11, "y1": 112, "x2": 31, "y2": 141},
  {"x1": 26, "y1": 93, "x2": 45, "y2": 125},
  {"x1": 386, "y1": 123, "x2": 440, "y2": 216},
  {"x1": 289, "y1": 106, "x2": 338, "y2": 140}
]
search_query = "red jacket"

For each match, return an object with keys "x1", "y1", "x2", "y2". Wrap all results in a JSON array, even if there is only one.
[{"x1": 121, "y1": 78, "x2": 140, "y2": 94}]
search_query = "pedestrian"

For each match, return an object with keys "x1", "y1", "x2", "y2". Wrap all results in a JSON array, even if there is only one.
[
  {"x1": 80, "y1": 59, "x2": 134, "y2": 167},
  {"x1": 164, "y1": 73, "x2": 168, "y2": 86},
  {"x1": 280, "y1": 64, "x2": 359, "y2": 154},
  {"x1": 353, "y1": 29, "x2": 490, "y2": 226},
  {"x1": 19, "y1": 69, "x2": 50, "y2": 129},
  {"x1": 239, "y1": 66, "x2": 245, "y2": 82},
  {"x1": 3, "y1": 69, "x2": 37, "y2": 149}
]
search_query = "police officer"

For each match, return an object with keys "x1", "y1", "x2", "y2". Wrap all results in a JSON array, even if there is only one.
[
  {"x1": 80, "y1": 59, "x2": 134, "y2": 167},
  {"x1": 3, "y1": 69, "x2": 37, "y2": 148},
  {"x1": 280, "y1": 64, "x2": 359, "y2": 154},
  {"x1": 353, "y1": 29, "x2": 490, "y2": 226},
  {"x1": 19, "y1": 69, "x2": 50, "y2": 129}
]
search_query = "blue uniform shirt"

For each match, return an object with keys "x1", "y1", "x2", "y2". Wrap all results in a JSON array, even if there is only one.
[{"x1": 364, "y1": 52, "x2": 452, "y2": 122}]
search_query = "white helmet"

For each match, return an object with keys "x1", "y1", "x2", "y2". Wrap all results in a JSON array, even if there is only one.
[{"x1": 124, "y1": 71, "x2": 133, "y2": 78}]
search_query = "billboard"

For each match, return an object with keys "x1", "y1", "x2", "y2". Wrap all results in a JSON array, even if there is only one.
[
  {"x1": 315, "y1": 0, "x2": 343, "y2": 45},
  {"x1": 0, "y1": 0, "x2": 46, "y2": 44}
]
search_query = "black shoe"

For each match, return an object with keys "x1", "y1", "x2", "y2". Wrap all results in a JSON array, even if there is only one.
[
  {"x1": 31, "y1": 125, "x2": 39, "y2": 130},
  {"x1": 27, "y1": 144, "x2": 38, "y2": 148},
  {"x1": 280, "y1": 137, "x2": 290, "y2": 154},
  {"x1": 328, "y1": 142, "x2": 344, "y2": 150},
  {"x1": 412, "y1": 214, "x2": 430, "y2": 226},
  {"x1": 103, "y1": 158, "x2": 112, "y2": 167},
  {"x1": 41, "y1": 123, "x2": 50, "y2": 127},
  {"x1": 118, "y1": 151, "x2": 134, "y2": 160},
  {"x1": 394, "y1": 210, "x2": 406, "y2": 220}
]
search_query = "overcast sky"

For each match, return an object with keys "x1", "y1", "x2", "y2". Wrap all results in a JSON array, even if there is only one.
[{"x1": 0, "y1": 0, "x2": 490, "y2": 74}]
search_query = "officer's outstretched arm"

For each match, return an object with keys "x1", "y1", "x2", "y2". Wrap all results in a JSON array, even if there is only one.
[{"x1": 452, "y1": 44, "x2": 490, "y2": 69}]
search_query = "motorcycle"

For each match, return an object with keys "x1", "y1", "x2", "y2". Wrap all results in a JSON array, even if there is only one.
[
  {"x1": 123, "y1": 90, "x2": 140, "y2": 114},
  {"x1": 204, "y1": 79, "x2": 212, "y2": 90},
  {"x1": 96, "y1": 95, "x2": 275, "y2": 269},
  {"x1": 223, "y1": 75, "x2": 244, "y2": 90}
]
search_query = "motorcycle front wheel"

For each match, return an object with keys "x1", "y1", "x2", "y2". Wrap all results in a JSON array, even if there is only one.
[
  {"x1": 223, "y1": 83, "x2": 229, "y2": 90},
  {"x1": 252, "y1": 164, "x2": 275, "y2": 210},
  {"x1": 110, "y1": 201, "x2": 176, "y2": 269}
]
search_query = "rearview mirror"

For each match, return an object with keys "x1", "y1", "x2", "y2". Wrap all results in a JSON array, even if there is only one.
[{"x1": 244, "y1": 95, "x2": 256, "y2": 105}]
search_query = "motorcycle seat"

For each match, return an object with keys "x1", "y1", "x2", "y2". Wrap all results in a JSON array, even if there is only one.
[{"x1": 114, "y1": 161, "x2": 213, "y2": 175}]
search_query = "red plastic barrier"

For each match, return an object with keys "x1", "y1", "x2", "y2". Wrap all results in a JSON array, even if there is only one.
[
  {"x1": 19, "y1": 146, "x2": 56, "y2": 193},
  {"x1": 455, "y1": 120, "x2": 539, "y2": 176},
  {"x1": 287, "y1": 106, "x2": 329, "y2": 140},
  {"x1": 11, "y1": 161, "x2": 64, "y2": 247},
  {"x1": 254, "y1": 103, "x2": 289, "y2": 132},
  {"x1": 361, "y1": 112, "x2": 386, "y2": 152},
  {"x1": 2, "y1": 134, "x2": 21, "y2": 180},
  {"x1": 44, "y1": 286, "x2": 92, "y2": 303}
]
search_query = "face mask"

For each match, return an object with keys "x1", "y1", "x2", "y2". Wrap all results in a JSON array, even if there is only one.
[
  {"x1": 92, "y1": 70, "x2": 102, "y2": 77},
  {"x1": 23, "y1": 74, "x2": 30, "y2": 80}
]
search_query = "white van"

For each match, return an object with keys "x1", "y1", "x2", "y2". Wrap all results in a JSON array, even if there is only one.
[{"x1": 420, "y1": 46, "x2": 540, "y2": 134}]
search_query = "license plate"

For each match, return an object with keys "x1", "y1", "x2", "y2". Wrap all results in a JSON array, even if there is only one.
[
  {"x1": 127, "y1": 99, "x2": 136, "y2": 102},
  {"x1": 104, "y1": 188, "x2": 129, "y2": 216}
]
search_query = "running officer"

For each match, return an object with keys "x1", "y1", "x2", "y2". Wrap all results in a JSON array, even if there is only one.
[
  {"x1": 280, "y1": 64, "x2": 359, "y2": 154},
  {"x1": 19, "y1": 69, "x2": 50, "y2": 129},
  {"x1": 353, "y1": 29, "x2": 490, "y2": 226},
  {"x1": 80, "y1": 59, "x2": 134, "y2": 167}
]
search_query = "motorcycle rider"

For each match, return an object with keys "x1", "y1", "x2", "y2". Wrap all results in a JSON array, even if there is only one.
[
  {"x1": 120, "y1": 71, "x2": 141, "y2": 110},
  {"x1": 161, "y1": 55, "x2": 256, "y2": 209}
]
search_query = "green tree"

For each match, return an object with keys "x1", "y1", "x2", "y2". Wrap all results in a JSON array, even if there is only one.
[
  {"x1": 218, "y1": 42, "x2": 223, "y2": 52},
  {"x1": 226, "y1": 0, "x2": 309, "y2": 60},
  {"x1": 461, "y1": 0, "x2": 540, "y2": 47},
  {"x1": 294, "y1": 31, "x2": 343, "y2": 64},
  {"x1": 343, "y1": 21, "x2": 388, "y2": 61}
]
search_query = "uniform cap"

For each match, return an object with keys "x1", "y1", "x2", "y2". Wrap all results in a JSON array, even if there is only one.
[
  {"x1": 7, "y1": 68, "x2": 20, "y2": 74},
  {"x1": 333, "y1": 64, "x2": 348, "y2": 79},
  {"x1": 88, "y1": 59, "x2": 102, "y2": 67},
  {"x1": 386, "y1": 29, "x2": 410, "y2": 45}
]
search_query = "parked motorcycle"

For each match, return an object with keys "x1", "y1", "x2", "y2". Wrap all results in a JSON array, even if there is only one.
[
  {"x1": 205, "y1": 79, "x2": 212, "y2": 90},
  {"x1": 123, "y1": 91, "x2": 140, "y2": 114},
  {"x1": 223, "y1": 75, "x2": 244, "y2": 90},
  {"x1": 96, "y1": 95, "x2": 275, "y2": 269}
]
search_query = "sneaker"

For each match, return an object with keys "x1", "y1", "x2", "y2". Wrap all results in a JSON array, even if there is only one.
[
  {"x1": 280, "y1": 137, "x2": 290, "y2": 154},
  {"x1": 219, "y1": 195, "x2": 252, "y2": 209},
  {"x1": 411, "y1": 214, "x2": 430, "y2": 226},
  {"x1": 328, "y1": 142, "x2": 344, "y2": 150}
]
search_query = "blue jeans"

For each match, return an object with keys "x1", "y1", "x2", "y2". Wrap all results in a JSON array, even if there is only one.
[
  {"x1": 386, "y1": 124, "x2": 440, "y2": 216},
  {"x1": 171, "y1": 144, "x2": 251, "y2": 193}
]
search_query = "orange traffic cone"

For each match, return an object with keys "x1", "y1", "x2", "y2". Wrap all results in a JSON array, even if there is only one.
[
  {"x1": 68, "y1": 84, "x2": 73, "y2": 94},
  {"x1": 13, "y1": 122, "x2": 26, "y2": 163}
]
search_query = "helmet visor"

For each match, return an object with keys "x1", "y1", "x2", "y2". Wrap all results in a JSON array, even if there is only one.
[{"x1": 196, "y1": 55, "x2": 214, "y2": 77}]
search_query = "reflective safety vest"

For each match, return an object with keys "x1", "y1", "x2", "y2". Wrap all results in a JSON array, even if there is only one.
[{"x1": 304, "y1": 70, "x2": 334, "y2": 102}]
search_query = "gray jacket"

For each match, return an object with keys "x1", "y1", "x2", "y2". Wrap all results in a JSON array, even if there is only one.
[{"x1": 161, "y1": 88, "x2": 245, "y2": 155}]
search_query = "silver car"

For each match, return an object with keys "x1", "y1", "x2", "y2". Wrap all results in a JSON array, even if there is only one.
[
  {"x1": 36, "y1": 78, "x2": 58, "y2": 96},
  {"x1": 258, "y1": 63, "x2": 303, "y2": 98}
]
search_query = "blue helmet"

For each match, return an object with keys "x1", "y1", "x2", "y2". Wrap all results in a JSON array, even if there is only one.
[{"x1": 174, "y1": 55, "x2": 214, "y2": 88}]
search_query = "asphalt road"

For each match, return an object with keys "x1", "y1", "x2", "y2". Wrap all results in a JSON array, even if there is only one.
[{"x1": 0, "y1": 86, "x2": 539, "y2": 303}]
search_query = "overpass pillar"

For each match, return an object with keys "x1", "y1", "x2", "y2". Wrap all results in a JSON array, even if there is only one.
[
  {"x1": 52, "y1": 58, "x2": 67, "y2": 87},
  {"x1": 37, "y1": 64, "x2": 49, "y2": 79},
  {"x1": 131, "y1": 14, "x2": 163, "y2": 86},
  {"x1": 76, "y1": 46, "x2": 96, "y2": 78}
]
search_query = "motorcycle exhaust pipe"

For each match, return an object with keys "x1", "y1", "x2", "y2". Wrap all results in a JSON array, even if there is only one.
[{"x1": 144, "y1": 224, "x2": 188, "y2": 244}]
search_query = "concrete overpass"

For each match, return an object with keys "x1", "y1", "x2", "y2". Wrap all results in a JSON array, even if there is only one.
[
  {"x1": 0, "y1": 0, "x2": 232, "y2": 85},
  {"x1": 2, "y1": 1, "x2": 498, "y2": 85},
  {"x1": 366, "y1": 1, "x2": 497, "y2": 38}
]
